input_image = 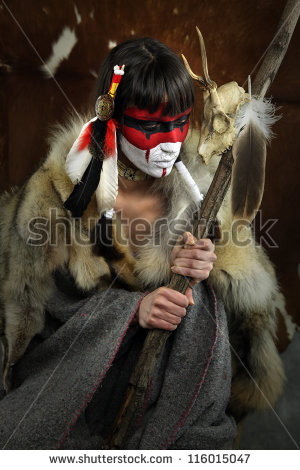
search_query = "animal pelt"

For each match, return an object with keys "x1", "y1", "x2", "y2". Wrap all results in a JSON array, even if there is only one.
[
  {"x1": 0, "y1": 116, "x2": 136, "y2": 390},
  {"x1": 0, "y1": 116, "x2": 286, "y2": 422}
]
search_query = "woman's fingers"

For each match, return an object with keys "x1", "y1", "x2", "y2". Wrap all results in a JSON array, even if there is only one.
[
  {"x1": 154, "y1": 297, "x2": 187, "y2": 317},
  {"x1": 176, "y1": 248, "x2": 216, "y2": 261},
  {"x1": 170, "y1": 233, "x2": 216, "y2": 285},
  {"x1": 185, "y1": 287, "x2": 194, "y2": 306},
  {"x1": 195, "y1": 238, "x2": 215, "y2": 251},
  {"x1": 154, "y1": 310, "x2": 183, "y2": 326},
  {"x1": 151, "y1": 319, "x2": 179, "y2": 331},
  {"x1": 182, "y1": 231, "x2": 197, "y2": 246},
  {"x1": 138, "y1": 287, "x2": 190, "y2": 330},
  {"x1": 171, "y1": 256, "x2": 213, "y2": 280},
  {"x1": 172, "y1": 258, "x2": 214, "y2": 270},
  {"x1": 171, "y1": 265, "x2": 212, "y2": 280}
]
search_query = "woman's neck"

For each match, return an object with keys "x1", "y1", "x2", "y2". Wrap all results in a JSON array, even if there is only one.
[{"x1": 117, "y1": 148, "x2": 155, "y2": 193}]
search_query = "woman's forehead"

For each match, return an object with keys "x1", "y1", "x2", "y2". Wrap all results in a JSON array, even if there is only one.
[{"x1": 124, "y1": 104, "x2": 192, "y2": 121}]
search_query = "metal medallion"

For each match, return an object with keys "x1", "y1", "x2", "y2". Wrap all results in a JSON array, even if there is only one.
[{"x1": 95, "y1": 94, "x2": 114, "y2": 121}]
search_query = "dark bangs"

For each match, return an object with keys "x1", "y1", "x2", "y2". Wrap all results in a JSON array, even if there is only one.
[{"x1": 95, "y1": 37, "x2": 195, "y2": 120}]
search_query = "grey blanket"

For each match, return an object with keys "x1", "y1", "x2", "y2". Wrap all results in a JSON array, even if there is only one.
[{"x1": 0, "y1": 280, "x2": 236, "y2": 449}]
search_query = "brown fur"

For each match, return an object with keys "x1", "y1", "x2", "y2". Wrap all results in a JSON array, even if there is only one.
[{"x1": 0, "y1": 116, "x2": 137, "y2": 390}]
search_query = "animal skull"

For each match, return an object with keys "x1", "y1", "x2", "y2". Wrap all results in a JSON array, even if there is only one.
[
  {"x1": 199, "y1": 82, "x2": 249, "y2": 164},
  {"x1": 182, "y1": 28, "x2": 249, "y2": 164}
]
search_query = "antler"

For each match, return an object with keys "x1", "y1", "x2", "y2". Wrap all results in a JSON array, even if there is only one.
[{"x1": 182, "y1": 26, "x2": 217, "y2": 91}]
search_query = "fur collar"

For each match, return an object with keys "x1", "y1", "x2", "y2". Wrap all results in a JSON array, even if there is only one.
[{"x1": 44, "y1": 114, "x2": 227, "y2": 289}]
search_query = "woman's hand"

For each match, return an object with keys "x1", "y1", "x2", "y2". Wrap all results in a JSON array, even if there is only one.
[
  {"x1": 170, "y1": 231, "x2": 217, "y2": 286},
  {"x1": 136, "y1": 233, "x2": 216, "y2": 331},
  {"x1": 137, "y1": 287, "x2": 189, "y2": 330}
]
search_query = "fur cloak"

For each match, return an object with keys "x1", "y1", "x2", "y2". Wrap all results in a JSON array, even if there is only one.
[{"x1": 0, "y1": 114, "x2": 286, "y2": 421}]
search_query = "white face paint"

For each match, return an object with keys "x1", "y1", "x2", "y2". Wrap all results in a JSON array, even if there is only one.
[{"x1": 119, "y1": 134, "x2": 181, "y2": 178}]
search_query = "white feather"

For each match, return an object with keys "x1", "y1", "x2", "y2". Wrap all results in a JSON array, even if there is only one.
[
  {"x1": 95, "y1": 151, "x2": 118, "y2": 214},
  {"x1": 175, "y1": 160, "x2": 204, "y2": 205},
  {"x1": 235, "y1": 97, "x2": 280, "y2": 141},
  {"x1": 65, "y1": 117, "x2": 97, "y2": 184},
  {"x1": 65, "y1": 148, "x2": 92, "y2": 184}
]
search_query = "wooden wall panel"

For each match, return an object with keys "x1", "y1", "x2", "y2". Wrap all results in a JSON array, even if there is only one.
[{"x1": 0, "y1": 0, "x2": 299, "y2": 336}]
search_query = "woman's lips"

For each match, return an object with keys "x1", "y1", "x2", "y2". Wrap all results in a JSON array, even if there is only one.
[
  {"x1": 152, "y1": 154, "x2": 178, "y2": 167},
  {"x1": 153, "y1": 160, "x2": 175, "y2": 168}
]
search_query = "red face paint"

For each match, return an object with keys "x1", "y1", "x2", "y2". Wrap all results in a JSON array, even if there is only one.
[{"x1": 121, "y1": 104, "x2": 191, "y2": 151}]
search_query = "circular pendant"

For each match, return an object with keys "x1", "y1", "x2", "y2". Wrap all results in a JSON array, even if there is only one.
[{"x1": 95, "y1": 94, "x2": 114, "y2": 121}]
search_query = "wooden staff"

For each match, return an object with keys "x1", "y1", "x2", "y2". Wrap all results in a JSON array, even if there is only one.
[{"x1": 105, "y1": 0, "x2": 300, "y2": 449}]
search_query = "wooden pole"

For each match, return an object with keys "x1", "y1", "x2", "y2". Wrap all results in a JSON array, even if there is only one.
[
  {"x1": 253, "y1": 0, "x2": 300, "y2": 97},
  {"x1": 105, "y1": 148, "x2": 233, "y2": 449}
]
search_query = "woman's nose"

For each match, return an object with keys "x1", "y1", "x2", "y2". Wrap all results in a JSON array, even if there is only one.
[{"x1": 160, "y1": 142, "x2": 180, "y2": 152}]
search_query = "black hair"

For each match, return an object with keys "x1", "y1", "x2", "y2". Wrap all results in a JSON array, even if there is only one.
[{"x1": 95, "y1": 37, "x2": 195, "y2": 121}]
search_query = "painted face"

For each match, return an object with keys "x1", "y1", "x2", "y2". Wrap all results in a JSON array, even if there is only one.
[{"x1": 119, "y1": 104, "x2": 191, "y2": 178}]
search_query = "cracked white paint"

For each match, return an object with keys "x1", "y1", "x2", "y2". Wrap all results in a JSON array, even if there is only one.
[
  {"x1": 74, "y1": 5, "x2": 82, "y2": 24},
  {"x1": 40, "y1": 27, "x2": 77, "y2": 77},
  {"x1": 108, "y1": 40, "x2": 117, "y2": 49}
]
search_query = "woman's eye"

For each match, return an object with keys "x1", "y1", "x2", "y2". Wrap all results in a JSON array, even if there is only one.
[
  {"x1": 175, "y1": 117, "x2": 188, "y2": 125},
  {"x1": 140, "y1": 122, "x2": 159, "y2": 131}
]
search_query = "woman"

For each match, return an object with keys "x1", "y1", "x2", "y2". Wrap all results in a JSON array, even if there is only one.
[
  {"x1": 0, "y1": 37, "x2": 282, "y2": 450},
  {"x1": 93, "y1": 37, "x2": 216, "y2": 329}
]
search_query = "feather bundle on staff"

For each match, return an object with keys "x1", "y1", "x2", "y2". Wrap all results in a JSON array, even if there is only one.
[{"x1": 231, "y1": 96, "x2": 280, "y2": 223}]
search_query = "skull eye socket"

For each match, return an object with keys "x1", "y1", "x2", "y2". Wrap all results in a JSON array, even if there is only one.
[{"x1": 213, "y1": 113, "x2": 231, "y2": 133}]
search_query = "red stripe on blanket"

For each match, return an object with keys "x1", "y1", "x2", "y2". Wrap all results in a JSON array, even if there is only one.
[
  {"x1": 56, "y1": 293, "x2": 147, "y2": 449},
  {"x1": 161, "y1": 282, "x2": 219, "y2": 449}
]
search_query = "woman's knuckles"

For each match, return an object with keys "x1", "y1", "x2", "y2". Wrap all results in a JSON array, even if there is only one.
[
  {"x1": 175, "y1": 249, "x2": 215, "y2": 263},
  {"x1": 156, "y1": 319, "x2": 177, "y2": 331},
  {"x1": 154, "y1": 296, "x2": 166, "y2": 307},
  {"x1": 179, "y1": 307, "x2": 187, "y2": 317},
  {"x1": 173, "y1": 316, "x2": 182, "y2": 325},
  {"x1": 157, "y1": 287, "x2": 168, "y2": 296},
  {"x1": 167, "y1": 291, "x2": 189, "y2": 308},
  {"x1": 147, "y1": 315, "x2": 157, "y2": 327},
  {"x1": 202, "y1": 270, "x2": 211, "y2": 279}
]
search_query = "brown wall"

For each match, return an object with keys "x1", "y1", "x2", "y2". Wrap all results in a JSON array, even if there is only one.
[{"x1": 0, "y1": 0, "x2": 299, "y2": 332}]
